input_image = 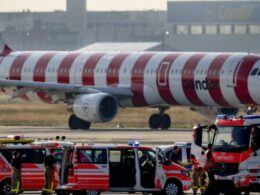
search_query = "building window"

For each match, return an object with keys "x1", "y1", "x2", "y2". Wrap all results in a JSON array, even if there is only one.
[
  {"x1": 249, "y1": 25, "x2": 260, "y2": 34},
  {"x1": 191, "y1": 25, "x2": 202, "y2": 34},
  {"x1": 220, "y1": 25, "x2": 232, "y2": 34},
  {"x1": 176, "y1": 25, "x2": 189, "y2": 34},
  {"x1": 205, "y1": 25, "x2": 217, "y2": 34},
  {"x1": 234, "y1": 25, "x2": 247, "y2": 34}
]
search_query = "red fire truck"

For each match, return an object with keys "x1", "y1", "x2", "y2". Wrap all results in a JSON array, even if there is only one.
[
  {"x1": 192, "y1": 115, "x2": 260, "y2": 195},
  {"x1": 58, "y1": 142, "x2": 192, "y2": 195},
  {"x1": 0, "y1": 137, "x2": 73, "y2": 194}
]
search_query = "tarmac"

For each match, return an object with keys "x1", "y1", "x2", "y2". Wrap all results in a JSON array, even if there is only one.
[{"x1": 0, "y1": 126, "x2": 258, "y2": 195}]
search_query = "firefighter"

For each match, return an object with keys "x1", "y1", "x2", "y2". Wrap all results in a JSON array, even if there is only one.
[
  {"x1": 205, "y1": 143, "x2": 215, "y2": 182},
  {"x1": 11, "y1": 150, "x2": 21, "y2": 195},
  {"x1": 42, "y1": 149, "x2": 56, "y2": 195},
  {"x1": 191, "y1": 154, "x2": 207, "y2": 195}
]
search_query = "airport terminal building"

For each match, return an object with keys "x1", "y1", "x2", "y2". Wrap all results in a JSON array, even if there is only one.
[{"x1": 0, "y1": 0, "x2": 259, "y2": 53}]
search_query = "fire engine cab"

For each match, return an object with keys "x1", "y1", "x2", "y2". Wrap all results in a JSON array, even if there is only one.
[
  {"x1": 192, "y1": 115, "x2": 260, "y2": 195},
  {"x1": 58, "y1": 141, "x2": 191, "y2": 195},
  {"x1": 0, "y1": 136, "x2": 73, "y2": 195}
]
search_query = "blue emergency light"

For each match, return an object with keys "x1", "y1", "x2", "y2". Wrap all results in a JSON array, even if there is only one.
[{"x1": 128, "y1": 140, "x2": 140, "y2": 146}]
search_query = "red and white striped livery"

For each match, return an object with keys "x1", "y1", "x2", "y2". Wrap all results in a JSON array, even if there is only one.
[
  {"x1": 58, "y1": 143, "x2": 191, "y2": 195},
  {"x1": 1, "y1": 34, "x2": 260, "y2": 129}
]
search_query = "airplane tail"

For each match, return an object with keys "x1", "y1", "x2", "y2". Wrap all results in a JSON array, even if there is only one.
[{"x1": 0, "y1": 33, "x2": 13, "y2": 56}]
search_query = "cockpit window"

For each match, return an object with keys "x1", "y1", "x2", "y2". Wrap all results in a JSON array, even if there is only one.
[{"x1": 251, "y1": 68, "x2": 259, "y2": 76}]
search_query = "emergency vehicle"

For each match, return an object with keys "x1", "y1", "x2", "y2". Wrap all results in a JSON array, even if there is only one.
[
  {"x1": 191, "y1": 115, "x2": 260, "y2": 195},
  {"x1": 0, "y1": 136, "x2": 73, "y2": 194},
  {"x1": 58, "y1": 141, "x2": 192, "y2": 195},
  {"x1": 157, "y1": 142, "x2": 192, "y2": 171}
]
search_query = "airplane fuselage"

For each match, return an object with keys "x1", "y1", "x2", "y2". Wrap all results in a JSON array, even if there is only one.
[{"x1": 0, "y1": 51, "x2": 260, "y2": 108}]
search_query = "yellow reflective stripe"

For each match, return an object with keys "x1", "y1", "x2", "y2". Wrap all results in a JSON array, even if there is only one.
[
  {"x1": 11, "y1": 182, "x2": 20, "y2": 193},
  {"x1": 42, "y1": 182, "x2": 54, "y2": 193}
]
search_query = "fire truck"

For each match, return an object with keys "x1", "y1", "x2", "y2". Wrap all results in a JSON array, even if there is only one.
[
  {"x1": 192, "y1": 115, "x2": 260, "y2": 195},
  {"x1": 0, "y1": 136, "x2": 73, "y2": 194},
  {"x1": 58, "y1": 141, "x2": 192, "y2": 195}
]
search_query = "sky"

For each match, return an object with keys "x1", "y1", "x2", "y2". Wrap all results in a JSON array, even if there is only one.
[{"x1": 0, "y1": 0, "x2": 168, "y2": 12}]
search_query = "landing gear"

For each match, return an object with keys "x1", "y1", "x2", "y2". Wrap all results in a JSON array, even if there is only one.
[
  {"x1": 149, "y1": 108, "x2": 171, "y2": 130},
  {"x1": 68, "y1": 114, "x2": 91, "y2": 130},
  {"x1": 245, "y1": 105, "x2": 257, "y2": 115}
]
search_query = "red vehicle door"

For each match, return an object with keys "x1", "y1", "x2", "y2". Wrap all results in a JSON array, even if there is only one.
[
  {"x1": 19, "y1": 148, "x2": 46, "y2": 190},
  {"x1": 74, "y1": 147, "x2": 109, "y2": 191}
]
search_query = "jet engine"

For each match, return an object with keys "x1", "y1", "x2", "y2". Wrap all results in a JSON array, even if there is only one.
[{"x1": 72, "y1": 93, "x2": 118, "y2": 123}]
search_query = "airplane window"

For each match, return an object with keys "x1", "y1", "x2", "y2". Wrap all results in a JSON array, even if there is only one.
[
  {"x1": 146, "y1": 69, "x2": 149, "y2": 74},
  {"x1": 60, "y1": 68, "x2": 63, "y2": 73},
  {"x1": 221, "y1": 70, "x2": 224, "y2": 75},
  {"x1": 124, "y1": 68, "x2": 127, "y2": 73},
  {"x1": 257, "y1": 70, "x2": 260, "y2": 75},
  {"x1": 17, "y1": 68, "x2": 20, "y2": 73},
  {"x1": 171, "y1": 69, "x2": 174, "y2": 74},
  {"x1": 208, "y1": 70, "x2": 212, "y2": 75},
  {"x1": 113, "y1": 69, "x2": 116, "y2": 74},
  {"x1": 52, "y1": 68, "x2": 55, "y2": 73},
  {"x1": 204, "y1": 70, "x2": 208, "y2": 74},
  {"x1": 96, "y1": 68, "x2": 99, "y2": 73},
  {"x1": 100, "y1": 68, "x2": 103, "y2": 73},
  {"x1": 251, "y1": 68, "x2": 258, "y2": 76},
  {"x1": 196, "y1": 70, "x2": 199, "y2": 74},
  {"x1": 200, "y1": 70, "x2": 203, "y2": 74},
  {"x1": 139, "y1": 69, "x2": 142, "y2": 74},
  {"x1": 175, "y1": 69, "x2": 178, "y2": 74},
  {"x1": 24, "y1": 68, "x2": 27, "y2": 73},
  {"x1": 150, "y1": 69, "x2": 153, "y2": 74}
]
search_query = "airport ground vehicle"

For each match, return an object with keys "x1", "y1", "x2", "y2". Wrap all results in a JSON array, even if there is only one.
[
  {"x1": 0, "y1": 136, "x2": 73, "y2": 194},
  {"x1": 192, "y1": 115, "x2": 260, "y2": 194},
  {"x1": 157, "y1": 142, "x2": 192, "y2": 171},
  {"x1": 58, "y1": 142, "x2": 192, "y2": 195}
]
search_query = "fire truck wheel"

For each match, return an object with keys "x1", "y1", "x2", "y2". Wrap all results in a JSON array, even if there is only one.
[
  {"x1": 0, "y1": 179, "x2": 12, "y2": 195},
  {"x1": 56, "y1": 190, "x2": 70, "y2": 195},
  {"x1": 85, "y1": 190, "x2": 101, "y2": 195},
  {"x1": 163, "y1": 180, "x2": 182, "y2": 195}
]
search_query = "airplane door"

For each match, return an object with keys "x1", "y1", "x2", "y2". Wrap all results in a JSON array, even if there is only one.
[
  {"x1": 226, "y1": 57, "x2": 243, "y2": 87},
  {"x1": 157, "y1": 62, "x2": 170, "y2": 87},
  {"x1": 74, "y1": 66, "x2": 82, "y2": 85}
]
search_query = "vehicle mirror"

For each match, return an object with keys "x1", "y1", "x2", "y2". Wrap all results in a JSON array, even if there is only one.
[{"x1": 194, "y1": 127, "x2": 202, "y2": 146}]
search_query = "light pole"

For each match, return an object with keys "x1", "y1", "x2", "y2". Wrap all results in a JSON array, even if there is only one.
[{"x1": 161, "y1": 30, "x2": 170, "y2": 51}]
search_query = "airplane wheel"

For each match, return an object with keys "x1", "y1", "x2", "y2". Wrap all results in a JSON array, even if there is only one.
[
  {"x1": 69, "y1": 114, "x2": 80, "y2": 130},
  {"x1": 160, "y1": 114, "x2": 171, "y2": 129},
  {"x1": 149, "y1": 114, "x2": 161, "y2": 129},
  {"x1": 79, "y1": 119, "x2": 91, "y2": 130}
]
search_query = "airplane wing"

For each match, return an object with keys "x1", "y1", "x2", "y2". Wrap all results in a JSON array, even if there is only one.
[{"x1": 0, "y1": 79, "x2": 133, "y2": 100}]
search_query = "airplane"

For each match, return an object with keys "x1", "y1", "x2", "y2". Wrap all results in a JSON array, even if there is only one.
[{"x1": 0, "y1": 34, "x2": 259, "y2": 130}]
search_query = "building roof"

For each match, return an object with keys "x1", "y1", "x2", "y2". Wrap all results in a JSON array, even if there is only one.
[{"x1": 77, "y1": 42, "x2": 162, "y2": 52}]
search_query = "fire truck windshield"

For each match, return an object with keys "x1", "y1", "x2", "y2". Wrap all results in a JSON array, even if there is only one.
[{"x1": 212, "y1": 126, "x2": 251, "y2": 152}]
